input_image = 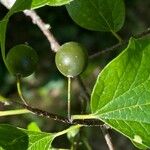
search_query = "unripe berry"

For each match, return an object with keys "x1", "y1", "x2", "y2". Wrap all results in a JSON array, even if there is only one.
[
  {"x1": 6, "y1": 44, "x2": 38, "y2": 77},
  {"x1": 55, "y1": 42, "x2": 88, "y2": 77}
]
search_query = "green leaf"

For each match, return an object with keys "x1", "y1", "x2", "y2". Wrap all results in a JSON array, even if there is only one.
[
  {"x1": 91, "y1": 36, "x2": 150, "y2": 148},
  {"x1": 0, "y1": 124, "x2": 55, "y2": 150},
  {"x1": 66, "y1": 0, "x2": 125, "y2": 32},
  {"x1": 27, "y1": 122, "x2": 41, "y2": 132},
  {"x1": 31, "y1": 0, "x2": 74, "y2": 8}
]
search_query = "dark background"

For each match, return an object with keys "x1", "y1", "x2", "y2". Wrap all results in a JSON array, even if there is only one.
[{"x1": 0, "y1": 0, "x2": 150, "y2": 149}]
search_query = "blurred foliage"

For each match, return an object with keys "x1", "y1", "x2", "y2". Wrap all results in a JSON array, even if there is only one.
[{"x1": 0, "y1": 0, "x2": 150, "y2": 149}]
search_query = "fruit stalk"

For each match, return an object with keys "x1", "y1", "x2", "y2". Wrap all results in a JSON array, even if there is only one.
[
  {"x1": 68, "y1": 77, "x2": 71, "y2": 121},
  {"x1": 16, "y1": 75, "x2": 28, "y2": 105}
]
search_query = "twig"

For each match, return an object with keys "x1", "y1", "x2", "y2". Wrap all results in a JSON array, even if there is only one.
[
  {"x1": 89, "y1": 42, "x2": 122, "y2": 59},
  {"x1": 0, "y1": 1, "x2": 60, "y2": 52},
  {"x1": 134, "y1": 27, "x2": 150, "y2": 38},
  {"x1": 23, "y1": 10, "x2": 60, "y2": 52},
  {"x1": 89, "y1": 27, "x2": 150, "y2": 59},
  {"x1": 0, "y1": 100, "x2": 102, "y2": 126},
  {"x1": 101, "y1": 124, "x2": 115, "y2": 150}
]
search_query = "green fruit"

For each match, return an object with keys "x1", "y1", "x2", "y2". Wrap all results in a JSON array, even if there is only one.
[
  {"x1": 55, "y1": 42, "x2": 88, "y2": 77},
  {"x1": 6, "y1": 44, "x2": 38, "y2": 77}
]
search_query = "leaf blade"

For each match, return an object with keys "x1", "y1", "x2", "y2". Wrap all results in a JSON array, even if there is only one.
[
  {"x1": 66, "y1": 0, "x2": 125, "y2": 32},
  {"x1": 91, "y1": 36, "x2": 150, "y2": 148}
]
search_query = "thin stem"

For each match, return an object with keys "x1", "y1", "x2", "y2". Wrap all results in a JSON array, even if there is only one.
[
  {"x1": 89, "y1": 42, "x2": 121, "y2": 59},
  {"x1": 55, "y1": 125, "x2": 82, "y2": 138},
  {"x1": 134, "y1": 27, "x2": 150, "y2": 38},
  {"x1": 68, "y1": 77, "x2": 71, "y2": 121},
  {"x1": 100, "y1": 125, "x2": 115, "y2": 150},
  {"x1": 71, "y1": 114, "x2": 97, "y2": 120},
  {"x1": 16, "y1": 75, "x2": 28, "y2": 105},
  {"x1": 111, "y1": 30, "x2": 123, "y2": 43},
  {"x1": 0, "y1": 109, "x2": 30, "y2": 117},
  {"x1": 23, "y1": 10, "x2": 60, "y2": 52}
]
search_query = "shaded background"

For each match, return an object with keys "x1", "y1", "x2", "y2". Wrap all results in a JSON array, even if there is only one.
[{"x1": 0, "y1": 0, "x2": 150, "y2": 149}]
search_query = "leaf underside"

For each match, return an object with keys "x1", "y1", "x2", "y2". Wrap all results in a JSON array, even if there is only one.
[{"x1": 91, "y1": 36, "x2": 150, "y2": 149}]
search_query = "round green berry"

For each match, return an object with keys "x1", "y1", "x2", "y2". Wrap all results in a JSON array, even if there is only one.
[
  {"x1": 6, "y1": 44, "x2": 38, "y2": 77},
  {"x1": 55, "y1": 42, "x2": 88, "y2": 77}
]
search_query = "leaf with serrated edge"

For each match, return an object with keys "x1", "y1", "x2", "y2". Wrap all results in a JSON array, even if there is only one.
[
  {"x1": 91, "y1": 36, "x2": 150, "y2": 148},
  {"x1": 66, "y1": 0, "x2": 125, "y2": 32}
]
